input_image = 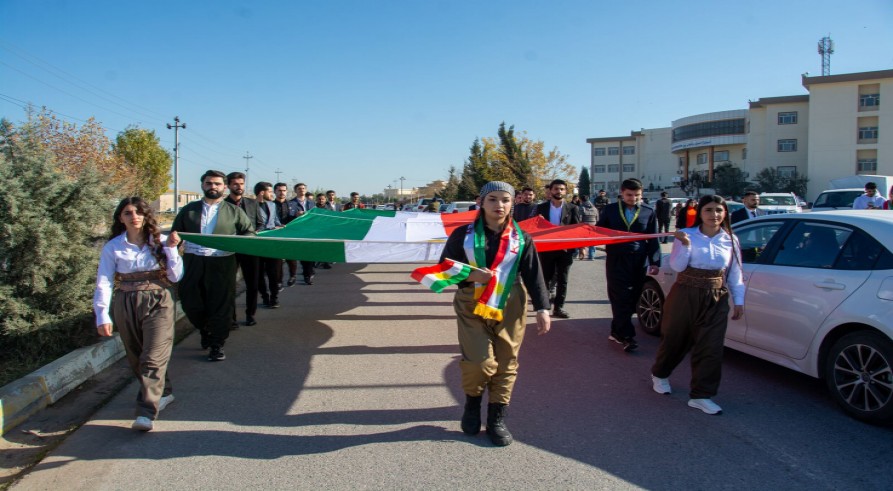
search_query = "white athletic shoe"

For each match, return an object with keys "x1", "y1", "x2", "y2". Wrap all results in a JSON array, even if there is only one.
[
  {"x1": 132, "y1": 416, "x2": 154, "y2": 431},
  {"x1": 158, "y1": 394, "x2": 175, "y2": 412},
  {"x1": 688, "y1": 398, "x2": 722, "y2": 415},
  {"x1": 651, "y1": 375, "x2": 672, "y2": 395}
]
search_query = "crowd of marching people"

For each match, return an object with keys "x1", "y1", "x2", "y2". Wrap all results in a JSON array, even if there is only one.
[{"x1": 100, "y1": 172, "x2": 893, "y2": 440}]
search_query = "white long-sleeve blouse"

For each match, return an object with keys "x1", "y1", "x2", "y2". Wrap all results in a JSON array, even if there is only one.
[
  {"x1": 93, "y1": 233, "x2": 184, "y2": 326},
  {"x1": 669, "y1": 226, "x2": 745, "y2": 305}
]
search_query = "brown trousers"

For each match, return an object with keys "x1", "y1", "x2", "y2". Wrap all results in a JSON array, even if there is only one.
[
  {"x1": 651, "y1": 283, "x2": 730, "y2": 399},
  {"x1": 453, "y1": 283, "x2": 527, "y2": 404},
  {"x1": 113, "y1": 288, "x2": 175, "y2": 419}
]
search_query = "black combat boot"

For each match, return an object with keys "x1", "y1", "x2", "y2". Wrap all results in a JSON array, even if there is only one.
[
  {"x1": 486, "y1": 403, "x2": 513, "y2": 446},
  {"x1": 460, "y1": 395, "x2": 483, "y2": 435}
]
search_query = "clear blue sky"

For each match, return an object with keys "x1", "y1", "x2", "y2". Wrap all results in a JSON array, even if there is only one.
[{"x1": 2, "y1": 0, "x2": 891, "y2": 197}]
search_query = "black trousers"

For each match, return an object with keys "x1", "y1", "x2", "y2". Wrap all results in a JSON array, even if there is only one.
[
  {"x1": 300, "y1": 260, "x2": 315, "y2": 279},
  {"x1": 234, "y1": 253, "x2": 259, "y2": 319},
  {"x1": 285, "y1": 259, "x2": 298, "y2": 278},
  {"x1": 605, "y1": 252, "x2": 647, "y2": 339},
  {"x1": 180, "y1": 254, "x2": 237, "y2": 347},
  {"x1": 258, "y1": 257, "x2": 282, "y2": 302},
  {"x1": 658, "y1": 220, "x2": 670, "y2": 242},
  {"x1": 539, "y1": 250, "x2": 574, "y2": 309}
]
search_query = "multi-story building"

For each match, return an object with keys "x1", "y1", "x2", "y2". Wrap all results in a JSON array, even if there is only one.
[
  {"x1": 586, "y1": 68, "x2": 892, "y2": 202},
  {"x1": 803, "y1": 69, "x2": 892, "y2": 197}
]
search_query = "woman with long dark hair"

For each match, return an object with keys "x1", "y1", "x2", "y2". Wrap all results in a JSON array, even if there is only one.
[
  {"x1": 650, "y1": 195, "x2": 745, "y2": 415},
  {"x1": 440, "y1": 181, "x2": 551, "y2": 446},
  {"x1": 94, "y1": 197, "x2": 183, "y2": 431}
]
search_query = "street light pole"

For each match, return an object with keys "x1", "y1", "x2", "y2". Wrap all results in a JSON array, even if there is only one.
[
  {"x1": 399, "y1": 176, "x2": 406, "y2": 202},
  {"x1": 166, "y1": 116, "x2": 185, "y2": 213}
]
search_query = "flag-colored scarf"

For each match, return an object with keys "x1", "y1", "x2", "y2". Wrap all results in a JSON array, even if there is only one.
[{"x1": 462, "y1": 218, "x2": 524, "y2": 321}]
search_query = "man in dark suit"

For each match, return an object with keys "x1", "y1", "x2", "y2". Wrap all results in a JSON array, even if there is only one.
[
  {"x1": 534, "y1": 179, "x2": 582, "y2": 319},
  {"x1": 654, "y1": 192, "x2": 672, "y2": 243},
  {"x1": 731, "y1": 191, "x2": 762, "y2": 224},
  {"x1": 225, "y1": 172, "x2": 265, "y2": 327},
  {"x1": 172, "y1": 170, "x2": 255, "y2": 361},
  {"x1": 290, "y1": 183, "x2": 316, "y2": 284},
  {"x1": 596, "y1": 178, "x2": 660, "y2": 353}
]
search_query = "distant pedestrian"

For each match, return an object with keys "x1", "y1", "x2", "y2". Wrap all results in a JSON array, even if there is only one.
[
  {"x1": 325, "y1": 190, "x2": 342, "y2": 211},
  {"x1": 343, "y1": 192, "x2": 366, "y2": 210},
  {"x1": 290, "y1": 183, "x2": 316, "y2": 285},
  {"x1": 512, "y1": 186, "x2": 536, "y2": 222},
  {"x1": 655, "y1": 192, "x2": 672, "y2": 243},
  {"x1": 578, "y1": 195, "x2": 599, "y2": 259},
  {"x1": 534, "y1": 179, "x2": 582, "y2": 319},
  {"x1": 255, "y1": 181, "x2": 282, "y2": 309},
  {"x1": 730, "y1": 191, "x2": 763, "y2": 224},
  {"x1": 594, "y1": 189, "x2": 610, "y2": 212},
  {"x1": 273, "y1": 182, "x2": 300, "y2": 287},
  {"x1": 94, "y1": 197, "x2": 183, "y2": 431},
  {"x1": 225, "y1": 172, "x2": 264, "y2": 327},
  {"x1": 676, "y1": 199, "x2": 697, "y2": 230},
  {"x1": 651, "y1": 195, "x2": 744, "y2": 415},
  {"x1": 853, "y1": 182, "x2": 886, "y2": 210},
  {"x1": 440, "y1": 181, "x2": 550, "y2": 446},
  {"x1": 596, "y1": 178, "x2": 660, "y2": 352}
]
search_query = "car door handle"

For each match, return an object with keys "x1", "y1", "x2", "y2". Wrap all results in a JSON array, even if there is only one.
[{"x1": 813, "y1": 281, "x2": 845, "y2": 290}]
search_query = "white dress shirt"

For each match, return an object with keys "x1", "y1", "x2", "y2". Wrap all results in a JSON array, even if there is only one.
[
  {"x1": 93, "y1": 233, "x2": 184, "y2": 326},
  {"x1": 549, "y1": 202, "x2": 563, "y2": 225},
  {"x1": 669, "y1": 227, "x2": 745, "y2": 305}
]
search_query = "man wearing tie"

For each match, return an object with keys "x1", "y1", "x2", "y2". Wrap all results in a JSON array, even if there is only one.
[{"x1": 731, "y1": 191, "x2": 761, "y2": 224}]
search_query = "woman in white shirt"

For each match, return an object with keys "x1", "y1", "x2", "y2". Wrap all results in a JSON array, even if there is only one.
[
  {"x1": 650, "y1": 195, "x2": 745, "y2": 415},
  {"x1": 94, "y1": 198, "x2": 183, "y2": 431}
]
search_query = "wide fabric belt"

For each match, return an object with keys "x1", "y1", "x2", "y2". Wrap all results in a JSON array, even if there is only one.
[
  {"x1": 115, "y1": 270, "x2": 172, "y2": 291},
  {"x1": 676, "y1": 267, "x2": 724, "y2": 290}
]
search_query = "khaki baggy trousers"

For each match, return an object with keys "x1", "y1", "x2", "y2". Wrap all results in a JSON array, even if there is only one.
[
  {"x1": 113, "y1": 288, "x2": 175, "y2": 419},
  {"x1": 453, "y1": 283, "x2": 527, "y2": 405}
]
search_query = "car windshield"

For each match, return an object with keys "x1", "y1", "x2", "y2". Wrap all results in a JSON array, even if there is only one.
[
  {"x1": 761, "y1": 196, "x2": 795, "y2": 206},
  {"x1": 813, "y1": 191, "x2": 862, "y2": 208}
]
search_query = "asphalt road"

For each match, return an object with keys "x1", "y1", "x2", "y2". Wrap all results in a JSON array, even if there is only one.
[{"x1": 12, "y1": 255, "x2": 893, "y2": 490}]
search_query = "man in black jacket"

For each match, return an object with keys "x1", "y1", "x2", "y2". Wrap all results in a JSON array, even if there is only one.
[
  {"x1": 595, "y1": 178, "x2": 661, "y2": 352},
  {"x1": 534, "y1": 179, "x2": 581, "y2": 318},
  {"x1": 289, "y1": 183, "x2": 316, "y2": 284},
  {"x1": 654, "y1": 192, "x2": 672, "y2": 243},
  {"x1": 730, "y1": 191, "x2": 762, "y2": 224},
  {"x1": 225, "y1": 172, "x2": 265, "y2": 327}
]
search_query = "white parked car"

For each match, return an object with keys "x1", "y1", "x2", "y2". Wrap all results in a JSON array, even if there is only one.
[
  {"x1": 441, "y1": 201, "x2": 476, "y2": 213},
  {"x1": 759, "y1": 192, "x2": 803, "y2": 214},
  {"x1": 636, "y1": 211, "x2": 893, "y2": 423},
  {"x1": 811, "y1": 189, "x2": 868, "y2": 212}
]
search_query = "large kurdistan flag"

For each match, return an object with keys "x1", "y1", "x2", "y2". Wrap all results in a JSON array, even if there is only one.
[{"x1": 179, "y1": 207, "x2": 661, "y2": 263}]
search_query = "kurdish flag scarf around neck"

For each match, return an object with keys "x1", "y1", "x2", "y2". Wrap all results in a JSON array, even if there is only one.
[{"x1": 461, "y1": 218, "x2": 525, "y2": 321}]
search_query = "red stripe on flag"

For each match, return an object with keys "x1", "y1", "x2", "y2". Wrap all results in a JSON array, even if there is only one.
[{"x1": 410, "y1": 259, "x2": 456, "y2": 282}]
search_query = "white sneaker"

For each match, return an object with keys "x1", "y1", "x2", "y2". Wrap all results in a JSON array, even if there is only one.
[
  {"x1": 158, "y1": 394, "x2": 175, "y2": 412},
  {"x1": 132, "y1": 416, "x2": 154, "y2": 431},
  {"x1": 688, "y1": 398, "x2": 722, "y2": 415},
  {"x1": 651, "y1": 375, "x2": 672, "y2": 395}
]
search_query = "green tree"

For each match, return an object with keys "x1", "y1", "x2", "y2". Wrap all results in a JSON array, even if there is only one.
[
  {"x1": 441, "y1": 166, "x2": 460, "y2": 202},
  {"x1": 711, "y1": 163, "x2": 749, "y2": 198},
  {"x1": 458, "y1": 138, "x2": 492, "y2": 199},
  {"x1": 578, "y1": 166, "x2": 592, "y2": 197},
  {"x1": 113, "y1": 127, "x2": 172, "y2": 201},
  {"x1": 0, "y1": 118, "x2": 115, "y2": 380},
  {"x1": 754, "y1": 168, "x2": 809, "y2": 197},
  {"x1": 493, "y1": 122, "x2": 532, "y2": 186}
]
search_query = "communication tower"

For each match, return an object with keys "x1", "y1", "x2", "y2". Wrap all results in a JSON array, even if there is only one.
[{"x1": 818, "y1": 35, "x2": 834, "y2": 76}]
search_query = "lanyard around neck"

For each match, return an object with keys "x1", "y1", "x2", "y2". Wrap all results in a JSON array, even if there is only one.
[{"x1": 619, "y1": 204, "x2": 640, "y2": 231}]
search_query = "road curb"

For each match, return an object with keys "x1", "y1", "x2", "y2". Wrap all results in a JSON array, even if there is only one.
[{"x1": 0, "y1": 302, "x2": 187, "y2": 436}]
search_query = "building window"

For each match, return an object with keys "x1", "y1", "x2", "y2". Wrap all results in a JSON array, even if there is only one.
[
  {"x1": 696, "y1": 153, "x2": 707, "y2": 164},
  {"x1": 622, "y1": 146, "x2": 635, "y2": 155},
  {"x1": 860, "y1": 94, "x2": 880, "y2": 108},
  {"x1": 608, "y1": 147, "x2": 620, "y2": 156},
  {"x1": 607, "y1": 164, "x2": 619, "y2": 173},
  {"x1": 678, "y1": 156, "x2": 685, "y2": 167},
  {"x1": 777, "y1": 112, "x2": 798, "y2": 124},
  {"x1": 777, "y1": 166, "x2": 797, "y2": 178},
  {"x1": 594, "y1": 165, "x2": 606, "y2": 173},
  {"x1": 858, "y1": 159, "x2": 878, "y2": 173},
  {"x1": 594, "y1": 147, "x2": 606, "y2": 156},
  {"x1": 714, "y1": 150, "x2": 729, "y2": 161},
  {"x1": 777, "y1": 139, "x2": 798, "y2": 152},
  {"x1": 622, "y1": 163, "x2": 635, "y2": 172},
  {"x1": 608, "y1": 181, "x2": 620, "y2": 192},
  {"x1": 672, "y1": 118, "x2": 746, "y2": 142},
  {"x1": 742, "y1": 147, "x2": 747, "y2": 160},
  {"x1": 858, "y1": 126, "x2": 879, "y2": 141},
  {"x1": 593, "y1": 182, "x2": 605, "y2": 190}
]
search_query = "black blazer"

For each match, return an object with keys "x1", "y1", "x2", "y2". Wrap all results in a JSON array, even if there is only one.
[
  {"x1": 730, "y1": 207, "x2": 763, "y2": 225},
  {"x1": 225, "y1": 196, "x2": 265, "y2": 231},
  {"x1": 595, "y1": 202, "x2": 661, "y2": 266}
]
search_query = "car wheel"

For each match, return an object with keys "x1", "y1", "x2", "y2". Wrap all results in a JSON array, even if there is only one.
[
  {"x1": 825, "y1": 331, "x2": 893, "y2": 424},
  {"x1": 636, "y1": 280, "x2": 663, "y2": 336}
]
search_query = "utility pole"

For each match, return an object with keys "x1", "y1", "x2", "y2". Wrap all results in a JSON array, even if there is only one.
[
  {"x1": 275, "y1": 168, "x2": 283, "y2": 183},
  {"x1": 166, "y1": 116, "x2": 186, "y2": 213},
  {"x1": 399, "y1": 176, "x2": 406, "y2": 202},
  {"x1": 243, "y1": 151, "x2": 253, "y2": 192}
]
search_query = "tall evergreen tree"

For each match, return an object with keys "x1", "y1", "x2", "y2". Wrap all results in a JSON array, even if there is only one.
[
  {"x1": 441, "y1": 166, "x2": 460, "y2": 202},
  {"x1": 578, "y1": 166, "x2": 592, "y2": 197},
  {"x1": 458, "y1": 138, "x2": 490, "y2": 199}
]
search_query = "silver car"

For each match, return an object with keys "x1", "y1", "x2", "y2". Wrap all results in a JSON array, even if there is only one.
[{"x1": 636, "y1": 211, "x2": 893, "y2": 423}]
